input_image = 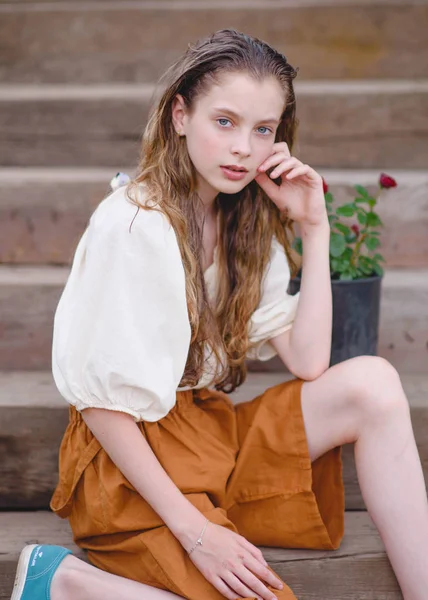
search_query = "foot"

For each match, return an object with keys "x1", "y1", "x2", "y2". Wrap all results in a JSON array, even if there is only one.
[{"x1": 11, "y1": 544, "x2": 72, "y2": 600}]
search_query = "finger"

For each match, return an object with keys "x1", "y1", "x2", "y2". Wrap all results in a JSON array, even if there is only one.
[
  {"x1": 243, "y1": 555, "x2": 284, "y2": 591},
  {"x1": 222, "y1": 570, "x2": 276, "y2": 600},
  {"x1": 273, "y1": 141, "x2": 291, "y2": 158},
  {"x1": 234, "y1": 565, "x2": 280, "y2": 600},
  {"x1": 212, "y1": 575, "x2": 246, "y2": 600},
  {"x1": 285, "y1": 165, "x2": 323, "y2": 184},
  {"x1": 285, "y1": 165, "x2": 312, "y2": 179},
  {"x1": 269, "y1": 158, "x2": 303, "y2": 178},
  {"x1": 255, "y1": 171, "x2": 281, "y2": 197},
  {"x1": 269, "y1": 160, "x2": 303, "y2": 179},
  {"x1": 258, "y1": 153, "x2": 294, "y2": 172},
  {"x1": 258, "y1": 154, "x2": 299, "y2": 173},
  {"x1": 238, "y1": 538, "x2": 269, "y2": 567}
]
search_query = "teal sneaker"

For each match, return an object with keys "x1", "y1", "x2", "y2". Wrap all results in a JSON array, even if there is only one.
[{"x1": 11, "y1": 544, "x2": 72, "y2": 600}]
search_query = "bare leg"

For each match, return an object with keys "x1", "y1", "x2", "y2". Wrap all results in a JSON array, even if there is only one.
[
  {"x1": 51, "y1": 554, "x2": 185, "y2": 600},
  {"x1": 300, "y1": 356, "x2": 428, "y2": 600}
]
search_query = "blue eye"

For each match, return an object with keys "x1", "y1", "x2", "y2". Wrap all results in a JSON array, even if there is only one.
[{"x1": 216, "y1": 119, "x2": 272, "y2": 134}]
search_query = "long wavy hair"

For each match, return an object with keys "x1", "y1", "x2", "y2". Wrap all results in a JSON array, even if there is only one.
[{"x1": 126, "y1": 29, "x2": 299, "y2": 393}]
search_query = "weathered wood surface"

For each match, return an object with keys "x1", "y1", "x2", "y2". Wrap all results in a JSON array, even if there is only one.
[
  {"x1": 0, "y1": 371, "x2": 426, "y2": 511},
  {"x1": 0, "y1": 511, "x2": 402, "y2": 599},
  {"x1": 248, "y1": 269, "x2": 428, "y2": 376},
  {"x1": 0, "y1": 267, "x2": 64, "y2": 371},
  {"x1": 0, "y1": 2, "x2": 426, "y2": 82},
  {"x1": 1, "y1": 265, "x2": 426, "y2": 372},
  {"x1": 0, "y1": 372, "x2": 69, "y2": 509},
  {"x1": 1, "y1": 169, "x2": 427, "y2": 267},
  {"x1": 1, "y1": 83, "x2": 427, "y2": 168}
]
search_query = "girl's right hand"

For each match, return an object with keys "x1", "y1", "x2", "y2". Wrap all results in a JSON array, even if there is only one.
[{"x1": 188, "y1": 522, "x2": 284, "y2": 600}]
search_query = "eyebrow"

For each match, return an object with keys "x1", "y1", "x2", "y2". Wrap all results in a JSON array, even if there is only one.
[{"x1": 211, "y1": 106, "x2": 280, "y2": 125}]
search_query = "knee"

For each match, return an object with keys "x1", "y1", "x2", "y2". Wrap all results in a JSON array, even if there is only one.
[{"x1": 342, "y1": 356, "x2": 409, "y2": 424}]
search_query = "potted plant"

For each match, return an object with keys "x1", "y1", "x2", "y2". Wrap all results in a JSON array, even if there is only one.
[{"x1": 289, "y1": 173, "x2": 398, "y2": 366}]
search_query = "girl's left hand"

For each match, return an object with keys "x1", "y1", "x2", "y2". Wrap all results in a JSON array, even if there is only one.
[{"x1": 255, "y1": 142, "x2": 327, "y2": 227}]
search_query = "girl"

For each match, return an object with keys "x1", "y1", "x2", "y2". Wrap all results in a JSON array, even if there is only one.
[{"x1": 11, "y1": 29, "x2": 428, "y2": 600}]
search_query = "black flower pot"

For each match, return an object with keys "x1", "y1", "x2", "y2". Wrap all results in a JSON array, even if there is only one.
[{"x1": 288, "y1": 274, "x2": 383, "y2": 366}]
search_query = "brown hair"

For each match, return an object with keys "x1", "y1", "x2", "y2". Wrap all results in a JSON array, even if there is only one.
[{"x1": 127, "y1": 29, "x2": 299, "y2": 392}]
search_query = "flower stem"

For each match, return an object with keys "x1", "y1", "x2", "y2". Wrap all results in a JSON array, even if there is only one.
[{"x1": 349, "y1": 187, "x2": 381, "y2": 269}]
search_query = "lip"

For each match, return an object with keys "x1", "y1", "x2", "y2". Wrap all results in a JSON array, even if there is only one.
[
  {"x1": 222, "y1": 164, "x2": 248, "y2": 172},
  {"x1": 220, "y1": 166, "x2": 249, "y2": 181}
]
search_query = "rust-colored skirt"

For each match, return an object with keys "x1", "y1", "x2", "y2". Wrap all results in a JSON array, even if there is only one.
[{"x1": 50, "y1": 378, "x2": 345, "y2": 600}]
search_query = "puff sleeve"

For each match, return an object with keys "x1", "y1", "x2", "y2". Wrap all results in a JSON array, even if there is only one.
[
  {"x1": 247, "y1": 237, "x2": 300, "y2": 361},
  {"x1": 52, "y1": 188, "x2": 191, "y2": 422}
]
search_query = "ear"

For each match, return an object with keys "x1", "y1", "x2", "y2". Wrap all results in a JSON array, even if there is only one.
[{"x1": 171, "y1": 94, "x2": 187, "y2": 135}]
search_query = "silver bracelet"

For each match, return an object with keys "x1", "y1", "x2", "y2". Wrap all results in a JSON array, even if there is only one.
[{"x1": 188, "y1": 518, "x2": 210, "y2": 555}]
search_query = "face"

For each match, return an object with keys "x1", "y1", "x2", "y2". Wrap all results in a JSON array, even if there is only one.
[{"x1": 172, "y1": 72, "x2": 285, "y2": 204}]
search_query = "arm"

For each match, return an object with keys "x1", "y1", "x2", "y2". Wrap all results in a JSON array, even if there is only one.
[
  {"x1": 270, "y1": 216, "x2": 332, "y2": 380},
  {"x1": 82, "y1": 407, "x2": 207, "y2": 550}
]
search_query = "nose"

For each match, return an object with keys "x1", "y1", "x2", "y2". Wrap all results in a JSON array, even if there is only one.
[{"x1": 230, "y1": 132, "x2": 251, "y2": 158}]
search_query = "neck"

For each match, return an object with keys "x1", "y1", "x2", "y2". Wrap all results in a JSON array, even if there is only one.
[{"x1": 195, "y1": 174, "x2": 219, "y2": 219}]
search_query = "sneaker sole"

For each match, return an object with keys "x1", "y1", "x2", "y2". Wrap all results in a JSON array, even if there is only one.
[{"x1": 11, "y1": 544, "x2": 38, "y2": 600}]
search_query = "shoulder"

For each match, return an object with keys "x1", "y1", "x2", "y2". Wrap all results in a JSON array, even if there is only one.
[{"x1": 87, "y1": 183, "x2": 176, "y2": 253}]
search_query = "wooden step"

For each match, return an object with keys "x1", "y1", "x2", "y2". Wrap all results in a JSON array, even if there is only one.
[
  {"x1": 0, "y1": 371, "x2": 426, "y2": 512},
  {"x1": 1, "y1": 81, "x2": 427, "y2": 168},
  {"x1": 0, "y1": 265, "x2": 426, "y2": 372},
  {"x1": 1, "y1": 168, "x2": 427, "y2": 267},
  {"x1": 0, "y1": 510, "x2": 402, "y2": 599},
  {"x1": 0, "y1": 1, "x2": 426, "y2": 83},
  {"x1": 250, "y1": 269, "x2": 428, "y2": 375}
]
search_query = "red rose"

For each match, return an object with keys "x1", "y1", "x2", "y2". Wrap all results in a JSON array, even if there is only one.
[
  {"x1": 379, "y1": 173, "x2": 397, "y2": 189},
  {"x1": 322, "y1": 178, "x2": 328, "y2": 194},
  {"x1": 351, "y1": 224, "x2": 360, "y2": 237}
]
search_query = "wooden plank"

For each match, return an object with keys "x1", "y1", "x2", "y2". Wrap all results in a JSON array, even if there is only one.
[
  {"x1": 0, "y1": 511, "x2": 402, "y2": 599},
  {"x1": 1, "y1": 83, "x2": 428, "y2": 168},
  {"x1": 0, "y1": 372, "x2": 426, "y2": 511},
  {"x1": 0, "y1": 2, "x2": 426, "y2": 82},
  {"x1": 1, "y1": 169, "x2": 427, "y2": 267},
  {"x1": 1, "y1": 265, "x2": 427, "y2": 372},
  {"x1": 0, "y1": 267, "x2": 65, "y2": 371}
]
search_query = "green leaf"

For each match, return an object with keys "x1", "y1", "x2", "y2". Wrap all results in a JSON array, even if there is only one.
[
  {"x1": 331, "y1": 258, "x2": 341, "y2": 271},
  {"x1": 342, "y1": 247, "x2": 353, "y2": 261},
  {"x1": 336, "y1": 204, "x2": 355, "y2": 217},
  {"x1": 354, "y1": 184, "x2": 369, "y2": 198},
  {"x1": 328, "y1": 214, "x2": 338, "y2": 224},
  {"x1": 357, "y1": 211, "x2": 367, "y2": 225},
  {"x1": 339, "y1": 272, "x2": 354, "y2": 281},
  {"x1": 373, "y1": 253, "x2": 386, "y2": 262},
  {"x1": 358, "y1": 255, "x2": 372, "y2": 266},
  {"x1": 366, "y1": 212, "x2": 383, "y2": 227},
  {"x1": 330, "y1": 232, "x2": 346, "y2": 257},
  {"x1": 373, "y1": 263, "x2": 384, "y2": 277},
  {"x1": 334, "y1": 223, "x2": 352, "y2": 236},
  {"x1": 324, "y1": 192, "x2": 334, "y2": 204},
  {"x1": 355, "y1": 197, "x2": 377, "y2": 208},
  {"x1": 358, "y1": 256, "x2": 374, "y2": 275},
  {"x1": 292, "y1": 237, "x2": 303, "y2": 256},
  {"x1": 364, "y1": 236, "x2": 381, "y2": 251}
]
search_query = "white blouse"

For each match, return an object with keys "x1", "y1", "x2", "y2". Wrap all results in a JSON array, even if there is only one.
[{"x1": 52, "y1": 184, "x2": 300, "y2": 422}]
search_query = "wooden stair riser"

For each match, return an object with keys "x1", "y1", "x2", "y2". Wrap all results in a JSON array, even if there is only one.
[
  {"x1": 0, "y1": 3, "x2": 427, "y2": 83},
  {"x1": 1, "y1": 173, "x2": 427, "y2": 267},
  {"x1": 1, "y1": 86, "x2": 427, "y2": 168}
]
